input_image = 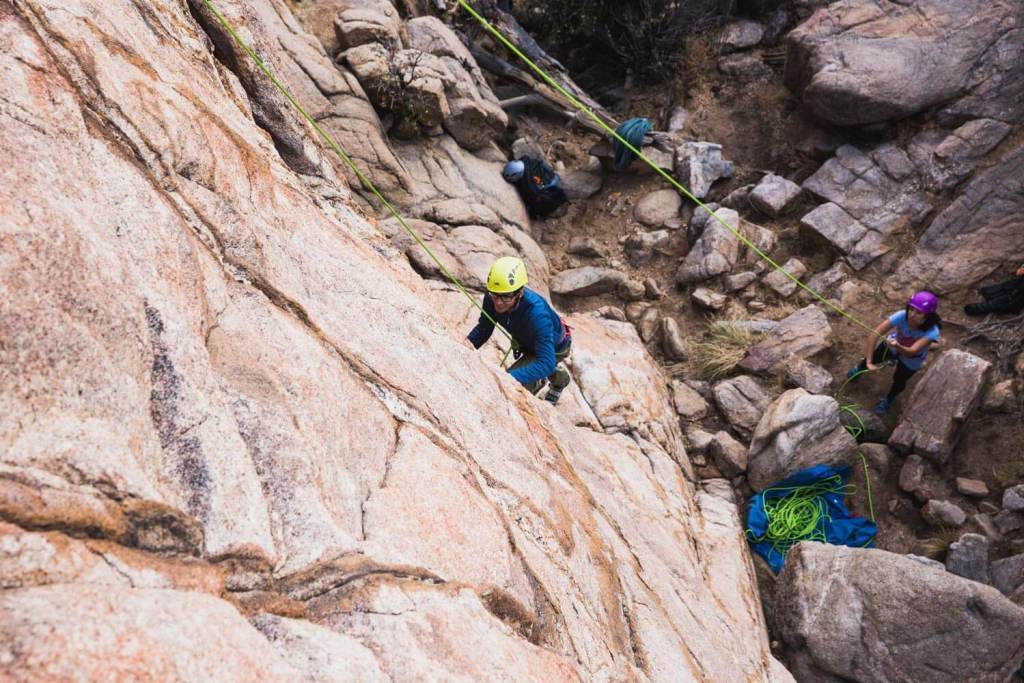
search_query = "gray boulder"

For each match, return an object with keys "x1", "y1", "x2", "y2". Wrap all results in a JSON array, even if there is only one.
[
  {"x1": 889, "y1": 350, "x2": 991, "y2": 465},
  {"x1": 675, "y1": 208, "x2": 742, "y2": 284},
  {"x1": 660, "y1": 317, "x2": 687, "y2": 361},
  {"x1": 801, "y1": 145, "x2": 932, "y2": 270},
  {"x1": 688, "y1": 202, "x2": 719, "y2": 245},
  {"x1": 718, "y1": 20, "x2": 765, "y2": 53},
  {"x1": 738, "y1": 305, "x2": 832, "y2": 374},
  {"x1": 345, "y1": 44, "x2": 451, "y2": 129},
  {"x1": 992, "y1": 554, "x2": 1024, "y2": 597},
  {"x1": 761, "y1": 258, "x2": 807, "y2": 298},
  {"x1": 922, "y1": 500, "x2": 968, "y2": 527},
  {"x1": 708, "y1": 431, "x2": 748, "y2": 478},
  {"x1": 624, "y1": 229, "x2": 672, "y2": 266},
  {"x1": 405, "y1": 17, "x2": 508, "y2": 151},
  {"x1": 1004, "y1": 485, "x2": 1024, "y2": 512},
  {"x1": 925, "y1": 119, "x2": 1012, "y2": 192},
  {"x1": 898, "y1": 454, "x2": 952, "y2": 503},
  {"x1": 712, "y1": 376, "x2": 773, "y2": 439},
  {"x1": 337, "y1": 3, "x2": 401, "y2": 51},
  {"x1": 785, "y1": 358, "x2": 833, "y2": 395},
  {"x1": 551, "y1": 267, "x2": 627, "y2": 297},
  {"x1": 776, "y1": 543, "x2": 1024, "y2": 683},
  {"x1": 634, "y1": 189, "x2": 682, "y2": 227},
  {"x1": 893, "y1": 145, "x2": 1024, "y2": 293},
  {"x1": 671, "y1": 380, "x2": 708, "y2": 420},
  {"x1": 785, "y1": 0, "x2": 1024, "y2": 126},
  {"x1": 747, "y1": 389, "x2": 858, "y2": 491},
  {"x1": 749, "y1": 174, "x2": 802, "y2": 217},
  {"x1": 562, "y1": 169, "x2": 603, "y2": 200},
  {"x1": 945, "y1": 534, "x2": 990, "y2": 584},
  {"x1": 691, "y1": 287, "x2": 727, "y2": 311},
  {"x1": 674, "y1": 143, "x2": 734, "y2": 199},
  {"x1": 800, "y1": 261, "x2": 851, "y2": 302}
]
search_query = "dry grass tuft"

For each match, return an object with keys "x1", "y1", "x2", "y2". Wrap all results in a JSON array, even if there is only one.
[
  {"x1": 686, "y1": 314, "x2": 764, "y2": 380},
  {"x1": 992, "y1": 461, "x2": 1024, "y2": 489},
  {"x1": 918, "y1": 526, "x2": 961, "y2": 560}
]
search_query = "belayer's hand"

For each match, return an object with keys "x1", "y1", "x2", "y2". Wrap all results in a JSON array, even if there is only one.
[{"x1": 866, "y1": 361, "x2": 879, "y2": 371}]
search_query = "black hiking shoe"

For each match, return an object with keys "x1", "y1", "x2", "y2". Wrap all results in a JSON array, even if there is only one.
[{"x1": 544, "y1": 387, "x2": 563, "y2": 405}]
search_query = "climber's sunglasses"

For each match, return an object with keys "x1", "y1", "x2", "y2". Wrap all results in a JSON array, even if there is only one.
[{"x1": 491, "y1": 290, "x2": 520, "y2": 302}]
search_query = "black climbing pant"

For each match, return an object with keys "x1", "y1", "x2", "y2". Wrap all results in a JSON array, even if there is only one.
[
  {"x1": 856, "y1": 343, "x2": 918, "y2": 401},
  {"x1": 964, "y1": 276, "x2": 1024, "y2": 316}
]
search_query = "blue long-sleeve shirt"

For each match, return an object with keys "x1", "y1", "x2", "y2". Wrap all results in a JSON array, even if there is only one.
[{"x1": 467, "y1": 287, "x2": 567, "y2": 386}]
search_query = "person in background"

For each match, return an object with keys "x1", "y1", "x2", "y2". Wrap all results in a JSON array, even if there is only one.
[
  {"x1": 964, "y1": 264, "x2": 1024, "y2": 316},
  {"x1": 502, "y1": 157, "x2": 567, "y2": 219},
  {"x1": 467, "y1": 256, "x2": 572, "y2": 405},
  {"x1": 847, "y1": 291, "x2": 942, "y2": 414}
]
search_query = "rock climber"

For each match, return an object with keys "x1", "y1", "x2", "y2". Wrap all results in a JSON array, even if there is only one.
[
  {"x1": 963, "y1": 264, "x2": 1024, "y2": 316},
  {"x1": 847, "y1": 291, "x2": 942, "y2": 415},
  {"x1": 502, "y1": 157, "x2": 567, "y2": 219},
  {"x1": 467, "y1": 256, "x2": 572, "y2": 405}
]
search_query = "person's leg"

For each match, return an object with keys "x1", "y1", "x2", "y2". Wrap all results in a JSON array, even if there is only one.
[
  {"x1": 850, "y1": 342, "x2": 889, "y2": 379},
  {"x1": 544, "y1": 342, "x2": 572, "y2": 404},
  {"x1": 887, "y1": 362, "x2": 916, "y2": 400},
  {"x1": 508, "y1": 352, "x2": 543, "y2": 394}
]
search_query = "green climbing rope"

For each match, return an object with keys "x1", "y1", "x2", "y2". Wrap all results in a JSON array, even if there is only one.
[{"x1": 745, "y1": 474, "x2": 854, "y2": 557}]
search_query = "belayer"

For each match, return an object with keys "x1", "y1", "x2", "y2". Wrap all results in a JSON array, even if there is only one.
[
  {"x1": 964, "y1": 264, "x2": 1024, "y2": 316},
  {"x1": 467, "y1": 257, "x2": 572, "y2": 405},
  {"x1": 502, "y1": 157, "x2": 567, "y2": 219},
  {"x1": 847, "y1": 291, "x2": 942, "y2": 414}
]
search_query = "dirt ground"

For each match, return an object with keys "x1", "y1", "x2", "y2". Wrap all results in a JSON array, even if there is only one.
[{"x1": 504, "y1": 57, "x2": 1024, "y2": 561}]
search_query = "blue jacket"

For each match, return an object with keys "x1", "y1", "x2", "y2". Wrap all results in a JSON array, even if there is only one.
[{"x1": 467, "y1": 287, "x2": 568, "y2": 386}]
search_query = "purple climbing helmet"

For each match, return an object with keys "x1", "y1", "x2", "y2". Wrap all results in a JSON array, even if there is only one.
[{"x1": 907, "y1": 290, "x2": 939, "y2": 314}]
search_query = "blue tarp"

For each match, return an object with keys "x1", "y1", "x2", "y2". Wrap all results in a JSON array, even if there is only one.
[{"x1": 746, "y1": 464, "x2": 877, "y2": 573}]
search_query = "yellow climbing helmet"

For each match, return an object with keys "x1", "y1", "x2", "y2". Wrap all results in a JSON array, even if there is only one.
[{"x1": 486, "y1": 256, "x2": 528, "y2": 294}]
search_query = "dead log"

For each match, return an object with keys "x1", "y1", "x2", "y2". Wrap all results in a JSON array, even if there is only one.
[{"x1": 464, "y1": 0, "x2": 615, "y2": 126}]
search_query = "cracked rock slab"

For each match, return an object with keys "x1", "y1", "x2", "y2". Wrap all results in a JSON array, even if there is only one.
[
  {"x1": 776, "y1": 543, "x2": 1024, "y2": 683},
  {"x1": 889, "y1": 350, "x2": 991, "y2": 465}
]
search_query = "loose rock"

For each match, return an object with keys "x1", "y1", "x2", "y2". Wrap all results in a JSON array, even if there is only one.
[
  {"x1": 635, "y1": 189, "x2": 683, "y2": 227},
  {"x1": 945, "y1": 533, "x2": 990, "y2": 584},
  {"x1": 922, "y1": 500, "x2": 968, "y2": 527},
  {"x1": 761, "y1": 258, "x2": 807, "y2": 297},
  {"x1": 691, "y1": 287, "x2": 728, "y2": 311},
  {"x1": 551, "y1": 267, "x2": 628, "y2": 297},
  {"x1": 956, "y1": 478, "x2": 989, "y2": 498},
  {"x1": 749, "y1": 174, "x2": 802, "y2": 217},
  {"x1": 708, "y1": 431, "x2": 749, "y2": 479},
  {"x1": 712, "y1": 376, "x2": 773, "y2": 438},
  {"x1": 1004, "y1": 485, "x2": 1024, "y2": 512},
  {"x1": 671, "y1": 381, "x2": 708, "y2": 420},
  {"x1": 660, "y1": 317, "x2": 688, "y2": 361}
]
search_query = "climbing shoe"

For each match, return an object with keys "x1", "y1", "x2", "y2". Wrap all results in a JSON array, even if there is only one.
[
  {"x1": 847, "y1": 365, "x2": 863, "y2": 381},
  {"x1": 873, "y1": 397, "x2": 892, "y2": 415},
  {"x1": 544, "y1": 387, "x2": 563, "y2": 405}
]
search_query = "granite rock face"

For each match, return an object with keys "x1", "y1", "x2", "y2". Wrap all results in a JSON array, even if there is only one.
[
  {"x1": 0, "y1": 2, "x2": 790, "y2": 680},
  {"x1": 786, "y1": 0, "x2": 1024, "y2": 126}
]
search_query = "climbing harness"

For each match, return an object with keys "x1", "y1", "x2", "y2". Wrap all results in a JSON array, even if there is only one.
[
  {"x1": 613, "y1": 117, "x2": 652, "y2": 171},
  {"x1": 201, "y1": 0, "x2": 517, "y2": 363}
]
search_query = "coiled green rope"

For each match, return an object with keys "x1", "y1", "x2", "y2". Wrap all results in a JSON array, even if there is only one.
[{"x1": 746, "y1": 474, "x2": 854, "y2": 557}]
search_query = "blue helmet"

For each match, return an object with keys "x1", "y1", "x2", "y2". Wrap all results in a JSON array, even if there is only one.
[{"x1": 502, "y1": 159, "x2": 525, "y2": 183}]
